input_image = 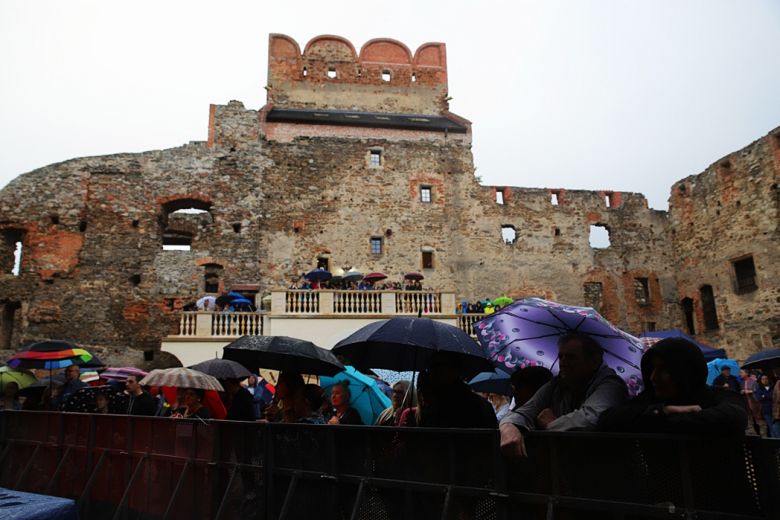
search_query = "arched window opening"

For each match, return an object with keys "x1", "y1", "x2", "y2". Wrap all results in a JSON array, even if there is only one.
[
  {"x1": 501, "y1": 225, "x2": 516, "y2": 244},
  {"x1": 204, "y1": 264, "x2": 223, "y2": 293},
  {"x1": 700, "y1": 286, "x2": 719, "y2": 331},
  {"x1": 1, "y1": 230, "x2": 25, "y2": 276}
]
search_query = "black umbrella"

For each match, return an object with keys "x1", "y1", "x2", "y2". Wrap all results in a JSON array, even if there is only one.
[
  {"x1": 222, "y1": 336, "x2": 345, "y2": 377},
  {"x1": 741, "y1": 349, "x2": 780, "y2": 370},
  {"x1": 18, "y1": 375, "x2": 66, "y2": 397},
  {"x1": 80, "y1": 354, "x2": 107, "y2": 368},
  {"x1": 215, "y1": 294, "x2": 240, "y2": 308},
  {"x1": 305, "y1": 268, "x2": 333, "y2": 282},
  {"x1": 332, "y1": 317, "x2": 494, "y2": 379},
  {"x1": 62, "y1": 384, "x2": 129, "y2": 414},
  {"x1": 189, "y1": 358, "x2": 252, "y2": 379}
]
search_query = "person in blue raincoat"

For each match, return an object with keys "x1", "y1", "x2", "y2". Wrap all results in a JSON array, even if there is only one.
[{"x1": 245, "y1": 374, "x2": 269, "y2": 419}]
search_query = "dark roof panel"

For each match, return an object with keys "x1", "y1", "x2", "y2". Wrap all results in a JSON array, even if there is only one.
[{"x1": 266, "y1": 109, "x2": 468, "y2": 133}]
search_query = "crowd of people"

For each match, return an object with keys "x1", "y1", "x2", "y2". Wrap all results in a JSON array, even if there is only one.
[
  {"x1": 3, "y1": 335, "x2": 778, "y2": 454},
  {"x1": 289, "y1": 278, "x2": 433, "y2": 292}
]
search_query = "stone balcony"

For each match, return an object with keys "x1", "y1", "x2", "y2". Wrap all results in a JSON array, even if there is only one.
[{"x1": 163, "y1": 290, "x2": 463, "y2": 367}]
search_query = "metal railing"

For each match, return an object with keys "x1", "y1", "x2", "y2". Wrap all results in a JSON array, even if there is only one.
[{"x1": 1, "y1": 410, "x2": 778, "y2": 520}]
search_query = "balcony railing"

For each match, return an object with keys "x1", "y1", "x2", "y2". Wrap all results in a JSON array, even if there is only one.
[
  {"x1": 272, "y1": 290, "x2": 455, "y2": 316},
  {"x1": 457, "y1": 313, "x2": 485, "y2": 338},
  {"x1": 176, "y1": 311, "x2": 263, "y2": 338}
]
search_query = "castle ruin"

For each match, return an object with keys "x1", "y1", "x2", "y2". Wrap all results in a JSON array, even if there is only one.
[{"x1": 0, "y1": 34, "x2": 777, "y2": 368}]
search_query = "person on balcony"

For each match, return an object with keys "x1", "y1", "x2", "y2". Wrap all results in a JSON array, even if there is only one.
[
  {"x1": 500, "y1": 334, "x2": 628, "y2": 457},
  {"x1": 598, "y1": 338, "x2": 747, "y2": 436},
  {"x1": 265, "y1": 372, "x2": 304, "y2": 423},
  {"x1": 327, "y1": 381, "x2": 364, "y2": 425}
]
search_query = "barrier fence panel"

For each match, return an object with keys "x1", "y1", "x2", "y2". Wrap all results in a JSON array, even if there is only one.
[{"x1": 1, "y1": 410, "x2": 778, "y2": 520}]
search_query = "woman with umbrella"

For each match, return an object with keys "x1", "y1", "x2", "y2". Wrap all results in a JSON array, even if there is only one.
[
  {"x1": 327, "y1": 381, "x2": 364, "y2": 425},
  {"x1": 171, "y1": 388, "x2": 211, "y2": 419},
  {"x1": 375, "y1": 380, "x2": 416, "y2": 426}
]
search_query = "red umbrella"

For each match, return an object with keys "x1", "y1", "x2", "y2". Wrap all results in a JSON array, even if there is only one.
[
  {"x1": 363, "y1": 272, "x2": 387, "y2": 282},
  {"x1": 404, "y1": 272, "x2": 424, "y2": 281}
]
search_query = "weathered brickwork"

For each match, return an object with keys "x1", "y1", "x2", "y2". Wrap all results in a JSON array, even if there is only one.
[
  {"x1": 0, "y1": 34, "x2": 775, "y2": 367},
  {"x1": 669, "y1": 129, "x2": 780, "y2": 359}
]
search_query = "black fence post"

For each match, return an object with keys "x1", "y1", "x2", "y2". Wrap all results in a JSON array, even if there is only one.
[{"x1": 161, "y1": 458, "x2": 193, "y2": 520}]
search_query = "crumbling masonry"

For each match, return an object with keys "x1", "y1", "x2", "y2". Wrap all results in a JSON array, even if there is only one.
[{"x1": 0, "y1": 34, "x2": 777, "y2": 367}]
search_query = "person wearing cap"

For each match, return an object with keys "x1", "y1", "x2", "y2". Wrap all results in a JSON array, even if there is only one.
[
  {"x1": 598, "y1": 338, "x2": 747, "y2": 435},
  {"x1": 712, "y1": 366, "x2": 740, "y2": 393}
]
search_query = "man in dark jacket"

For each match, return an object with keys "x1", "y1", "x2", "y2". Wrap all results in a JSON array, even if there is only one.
[
  {"x1": 419, "y1": 352, "x2": 497, "y2": 429},
  {"x1": 598, "y1": 338, "x2": 747, "y2": 435},
  {"x1": 712, "y1": 366, "x2": 740, "y2": 393},
  {"x1": 223, "y1": 378, "x2": 258, "y2": 421},
  {"x1": 125, "y1": 375, "x2": 156, "y2": 416}
]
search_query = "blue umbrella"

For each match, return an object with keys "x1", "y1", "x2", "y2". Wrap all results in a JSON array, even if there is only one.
[
  {"x1": 333, "y1": 317, "x2": 494, "y2": 379},
  {"x1": 320, "y1": 366, "x2": 391, "y2": 425},
  {"x1": 706, "y1": 359, "x2": 741, "y2": 385},
  {"x1": 231, "y1": 298, "x2": 253, "y2": 305},
  {"x1": 227, "y1": 292, "x2": 244, "y2": 298},
  {"x1": 468, "y1": 371, "x2": 512, "y2": 396},
  {"x1": 741, "y1": 349, "x2": 780, "y2": 370},
  {"x1": 305, "y1": 268, "x2": 333, "y2": 282},
  {"x1": 475, "y1": 298, "x2": 648, "y2": 398}
]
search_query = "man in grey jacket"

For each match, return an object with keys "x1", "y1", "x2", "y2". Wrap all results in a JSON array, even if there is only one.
[{"x1": 499, "y1": 333, "x2": 628, "y2": 457}]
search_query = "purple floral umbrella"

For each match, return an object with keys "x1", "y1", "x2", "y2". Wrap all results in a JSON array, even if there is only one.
[{"x1": 474, "y1": 298, "x2": 647, "y2": 397}]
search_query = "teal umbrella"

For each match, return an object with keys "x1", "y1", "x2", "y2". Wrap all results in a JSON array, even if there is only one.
[{"x1": 320, "y1": 366, "x2": 391, "y2": 425}]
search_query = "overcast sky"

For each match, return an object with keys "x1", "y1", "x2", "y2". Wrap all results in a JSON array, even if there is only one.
[{"x1": 1, "y1": 1, "x2": 778, "y2": 210}]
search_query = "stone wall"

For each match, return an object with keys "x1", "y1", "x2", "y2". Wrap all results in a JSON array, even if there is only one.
[
  {"x1": 668, "y1": 128, "x2": 780, "y2": 359},
  {"x1": 0, "y1": 33, "x2": 776, "y2": 366}
]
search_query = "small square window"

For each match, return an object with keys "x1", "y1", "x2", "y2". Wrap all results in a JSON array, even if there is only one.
[
  {"x1": 371, "y1": 237, "x2": 383, "y2": 255},
  {"x1": 327, "y1": 68, "x2": 337, "y2": 79},
  {"x1": 370, "y1": 151, "x2": 381, "y2": 167},
  {"x1": 420, "y1": 187, "x2": 431, "y2": 203},
  {"x1": 422, "y1": 251, "x2": 433, "y2": 269},
  {"x1": 382, "y1": 72, "x2": 391, "y2": 82}
]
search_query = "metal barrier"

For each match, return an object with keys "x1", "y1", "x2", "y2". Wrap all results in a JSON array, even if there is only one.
[{"x1": 1, "y1": 410, "x2": 778, "y2": 520}]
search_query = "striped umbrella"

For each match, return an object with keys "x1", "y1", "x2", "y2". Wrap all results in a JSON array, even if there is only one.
[
  {"x1": 8, "y1": 340, "x2": 93, "y2": 370},
  {"x1": 139, "y1": 368, "x2": 224, "y2": 392},
  {"x1": 100, "y1": 367, "x2": 149, "y2": 382},
  {"x1": 0, "y1": 366, "x2": 37, "y2": 392}
]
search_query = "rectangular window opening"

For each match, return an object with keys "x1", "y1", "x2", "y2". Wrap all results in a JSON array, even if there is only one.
[
  {"x1": 232, "y1": 223, "x2": 242, "y2": 234},
  {"x1": 682, "y1": 298, "x2": 696, "y2": 335},
  {"x1": 634, "y1": 278, "x2": 650, "y2": 305},
  {"x1": 733, "y1": 256, "x2": 757, "y2": 294},
  {"x1": 701, "y1": 285, "x2": 719, "y2": 330},
  {"x1": 422, "y1": 251, "x2": 434, "y2": 269},
  {"x1": 132, "y1": 220, "x2": 139, "y2": 228},
  {"x1": 162, "y1": 233, "x2": 192, "y2": 251},
  {"x1": 12, "y1": 242, "x2": 22, "y2": 276},
  {"x1": 501, "y1": 226, "x2": 516, "y2": 244},
  {"x1": 371, "y1": 237, "x2": 383, "y2": 255},
  {"x1": 382, "y1": 72, "x2": 391, "y2": 82},
  {"x1": 327, "y1": 69, "x2": 337, "y2": 79},
  {"x1": 551, "y1": 193, "x2": 559, "y2": 205},
  {"x1": 420, "y1": 187, "x2": 432, "y2": 203},
  {"x1": 412, "y1": 73, "x2": 417, "y2": 82},
  {"x1": 79, "y1": 221, "x2": 88, "y2": 232},
  {"x1": 554, "y1": 228, "x2": 561, "y2": 237},
  {"x1": 370, "y1": 151, "x2": 381, "y2": 167},
  {"x1": 589, "y1": 225, "x2": 611, "y2": 248},
  {"x1": 303, "y1": 67, "x2": 307, "y2": 77},
  {"x1": 496, "y1": 190, "x2": 504, "y2": 205}
]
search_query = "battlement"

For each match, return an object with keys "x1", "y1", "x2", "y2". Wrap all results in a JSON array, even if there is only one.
[{"x1": 266, "y1": 34, "x2": 450, "y2": 115}]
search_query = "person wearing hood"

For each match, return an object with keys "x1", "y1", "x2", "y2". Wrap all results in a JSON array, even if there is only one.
[
  {"x1": 598, "y1": 338, "x2": 747, "y2": 435},
  {"x1": 500, "y1": 333, "x2": 628, "y2": 458}
]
